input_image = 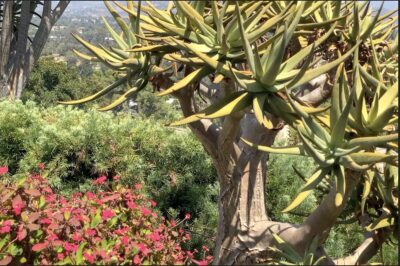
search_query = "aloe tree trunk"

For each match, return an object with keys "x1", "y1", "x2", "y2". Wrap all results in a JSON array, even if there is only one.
[{"x1": 0, "y1": 0, "x2": 70, "y2": 99}]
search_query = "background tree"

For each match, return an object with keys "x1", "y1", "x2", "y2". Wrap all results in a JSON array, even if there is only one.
[
  {"x1": 62, "y1": 1, "x2": 398, "y2": 265},
  {"x1": 0, "y1": 0, "x2": 70, "y2": 99},
  {"x1": 21, "y1": 57, "x2": 115, "y2": 106}
]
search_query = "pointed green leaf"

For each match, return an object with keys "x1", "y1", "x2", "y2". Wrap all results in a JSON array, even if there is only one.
[
  {"x1": 59, "y1": 76, "x2": 128, "y2": 105},
  {"x1": 283, "y1": 168, "x2": 325, "y2": 212},
  {"x1": 241, "y1": 138, "x2": 305, "y2": 155},
  {"x1": 157, "y1": 67, "x2": 212, "y2": 96},
  {"x1": 170, "y1": 92, "x2": 251, "y2": 126}
]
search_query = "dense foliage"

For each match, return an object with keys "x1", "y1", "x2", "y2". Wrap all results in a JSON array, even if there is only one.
[
  {"x1": 21, "y1": 58, "x2": 115, "y2": 107},
  {"x1": 0, "y1": 100, "x2": 218, "y2": 252},
  {"x1": 0, "y1": 168, "x2": 212, "y2": 265}
]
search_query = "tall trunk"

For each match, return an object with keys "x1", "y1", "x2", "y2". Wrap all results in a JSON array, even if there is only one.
[
  {"x1": 0, "y1": 0, "x2": 13, "y2": 97},
  {"x1": 213, "y1": 115, "x2": 280, "y2": 265}
]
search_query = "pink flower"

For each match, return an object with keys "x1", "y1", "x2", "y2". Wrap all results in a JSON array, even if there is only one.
[
  {"x1": 184, "y1": 233, "x2": 191, "y2": 241},
  {"x1": 40, "y1": 218, "x2": 52, "y2": 225},
  {"x1": 194, "y1": 259, "x2": 209, "y2": 266},
  {"x1": 17, "y1": 226, "x2": 27, "y2": 240},
  {"x1": 47, "y1": 233, "x2": 58, "y2": 241},
  {"x1": 141, "y1": 207, "x2": 151, "y2": 216},
  {"x1": 38, "y1": 163, "x2": 45, "y2": 171},
  {"x1": 57, "y1": 253, "x2": 65, "y2": 260},
  {"x1": 134, "y1": 183, "x2": 142, "y2": 190},
  {"x1": 138, "y1": 243, "x2": 149, "y2": 256},
  {"x1": 86, "y1": 191, "x2": 95, "y2": 200},
  {"x1": 121, "y1": 236, "x2": 129, "y2": 246},
  {"x1": 63, "y1": 242, "x2": 78, "y2": 252},
  {"x1": 155, "y1": 241, "x2": 164, "y2": 251},
  {"x1": 0, "y1": 166, "x2": 8, "y2": 175},
  {"x1": 12, "y1": 202, "x2": 25, "y2": 216},
  {"x1": 184, "y1": 213, "x2": 191, "y2": 220},
  {"x1": 150, "y1": 200, "x2": 157, "y2": 207},
  {"x1": 202, "y1": 245, "x2": 209, "y2": 252},
  {"x1": 84, "y1": 253, "x2": 96, "y2": 264},
  {"x1": 60, "y1": 196, "x2": 67, "y2": 205},
  {"x1": 85, "y1": 229, "x2": 96, "y2": 237},
  {"x1": 93, "y1": 175, "x2": 107, "y2": 185},
  {"x1": 114, "y1": 227, "x2": 129, "y2": 235},
  {"x1": 101, "y1": 209, "x2": 115, "y2": 220},
  {"x1": 126, "y1": 201, "x2": 137, "y2": 209},
  {"x1": 149, "y1": 232, "x2": 160, "y2": 242},
  {"x1": 45, "y1": 194, "x2": 56, "y2": 203},
  {"x1": 113, "y1": 175, "x2": 120, "y2": 181},
  {"x1": 0, "y1": 225, "x2": 11, "y2": 234},
  {"x1": 133, "y1": 255, "x2": 141, "y2": 265},
  {"x1": 186, "y1": 251, "x2": 194, "y2": 259},
  {"x1": 72, "y1": 233, "x2": 83, "y2": 242}
]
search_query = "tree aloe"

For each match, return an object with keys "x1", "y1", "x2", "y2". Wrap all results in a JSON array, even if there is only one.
[{"x1": 62, "y1": 1, "x2": 398, "y2": 265}]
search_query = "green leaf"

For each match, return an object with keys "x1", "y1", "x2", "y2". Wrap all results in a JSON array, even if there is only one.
[
  {"x1": 298, "y1": 131, "x2": 334, "y2": 167},
  {"x1": 283, "y1": 168, "x2": 325, "y2": 212},
  {"x1": 98, "y1": 80, "x2": 148, "y2": 111},
  {"x1": 346, "y1": 134, "x2": 398, "y2": 150},
  {"x1": 104, "y1": 1, "x2": 136, "y2": 46},
  {"x1": 349, "y1": 152, "x2": 397, "y2": 165},
  {"x1": 378, "y1": 81, "x2": 398, "y2": 113},
  {"x1": 253, "y1": 94, "x2": 273, "y2": 129},
  {"x1": 236, "y1": 2, "x2": 255, "y2": 74},
  {"x1": 242, "y1": 137, "x2": 305, "y2": 155},
  {"x1": 333, "y1": 165, "x2": 346, "y2": 207},
  {"x1": 102, "y1": 16, "x2": 128, "y2": 49},
  {"x1": 170, "y1": 92, "x2": 252, "y2": 126},
  {"x1": 361, "y1": 171, "x2": 374, "y2": 214},
  {"x1": 366, "y1": 216, "x2": 394, "y2": 231},
  {"x1": 59, "y1": 76, "x2": 128, "y2": 105},
  {"x1": 330, "y1": 81, "x2": 355, "y2": 148},
  {"x1": 157, "y1": 66, "x2": 212, "y2": 96},
  {"x1": 272, "y1": 234, "x2": 302, "y2": 263},
  {"x1": 261, "y1": 23, "x2": 288, "y2": 86},
  {"x1": 91, "y1": 209, "x2": 101, "y2": 228},
  {"x1": 76, "y1": 242, "x2": 87, "y2": 265},
  {"x1": 330, "y1": 64, "x2": 345, "y2": 129},
  {"x1": 288, "y1": 42, "x2": 361, "y2": 90}
]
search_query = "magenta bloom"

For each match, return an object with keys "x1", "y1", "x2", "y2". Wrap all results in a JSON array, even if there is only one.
[
  {"x1": 93, "y1": 175, "x2": 107, "y2": 185},
  {"x1": 101, "y1": 209, "x2": 115, "y2": 220},
  {"x1": 0, "y1": 166, "x2": 8, "y2": 175}
]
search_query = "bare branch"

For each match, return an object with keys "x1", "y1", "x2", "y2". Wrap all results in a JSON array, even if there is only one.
[
  {"x1": 150, "y1": 72, "x2": 220, "y2": 160},
  {"x1": 297, "y1": 74, "x2": 332, "y2": 106},
  {"x1": 333, "y1": 229, "x2": 391, "y2": 265},
  {"x1": 51, "y1": 0, "x2": 70, "y2": 24},
  {"x1": 294, "y1": 169, "x2": 361, "y2": 251}
]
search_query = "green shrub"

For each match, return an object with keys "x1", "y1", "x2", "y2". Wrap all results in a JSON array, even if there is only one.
[{"x1": 0, "y1": 100, "x2": 218, "y2": 252}]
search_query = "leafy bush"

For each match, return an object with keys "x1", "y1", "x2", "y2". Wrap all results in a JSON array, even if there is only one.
[
  {"x1": 0, "y1": 168, "x2": 212, "y2": 265},
  {"x1": 21, "y1": 58, "x2": 115, "y2": 107},
  {"x1": 0, "y1": 100, "x2": 218, "y2": 252}
]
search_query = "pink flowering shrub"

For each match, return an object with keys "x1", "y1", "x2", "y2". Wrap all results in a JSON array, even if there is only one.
[{"x1": 0, "y1": 167, "x2": 212, "y2": 265}]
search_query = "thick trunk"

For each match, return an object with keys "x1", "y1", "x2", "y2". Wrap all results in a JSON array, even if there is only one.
[{"x1": 213, "y1": 115, "x2": 280, "y2": 265}]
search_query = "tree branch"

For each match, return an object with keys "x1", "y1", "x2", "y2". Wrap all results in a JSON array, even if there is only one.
[
  {"x1": 294, "y1": 169, "x2": 361, "y2": 251},
  {"x1": 333, "y1": 229, "x2": 391, "y2": 265},
  {"x1": 150, "y1": 72, "x2": 220, "y2": 160},
  {"x1": 51, "y1": 0, "x2": 70, "y2": 24}
]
